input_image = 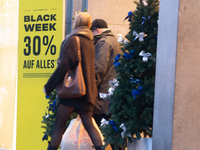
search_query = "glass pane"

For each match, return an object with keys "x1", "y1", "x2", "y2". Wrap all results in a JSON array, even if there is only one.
[{"x1": 0, "y1": 0, "x2": 18, "y2": 149}]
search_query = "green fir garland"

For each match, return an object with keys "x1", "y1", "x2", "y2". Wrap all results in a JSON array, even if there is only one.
[{"x1": 41, "y1": 90, "x2": 77, "y2": 142}]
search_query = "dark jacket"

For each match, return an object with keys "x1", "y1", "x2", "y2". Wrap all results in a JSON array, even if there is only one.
[
  {"x1": 93, "y1": 30, "x2": 122, "y2": 114},
  {"x1": 44, "y1": 31, "x2": 98, "y2": 108}
]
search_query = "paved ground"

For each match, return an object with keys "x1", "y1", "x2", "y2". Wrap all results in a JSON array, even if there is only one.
[
  {"x1": 105, "y1": 144, "x2": 127, "y2": 150},
  {"x1": 105, "y1": 144, "x2": 112, "y2": 150}
]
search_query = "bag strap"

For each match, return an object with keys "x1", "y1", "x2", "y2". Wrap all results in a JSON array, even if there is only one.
[{"x1": 75, "y1": 36, "x2": 81, "y2": 61}]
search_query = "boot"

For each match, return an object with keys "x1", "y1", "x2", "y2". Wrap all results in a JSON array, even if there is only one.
[
  {"x1": 95, "y1": 146, "x2": 104, "y2": 150},
  {"x1": 47, "y1": 145, "x2": 58, "y2": 150}
]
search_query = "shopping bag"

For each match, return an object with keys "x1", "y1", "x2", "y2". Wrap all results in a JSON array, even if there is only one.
[{"x1": 60, "y1": 115, "x2": 104, "y2": 150}]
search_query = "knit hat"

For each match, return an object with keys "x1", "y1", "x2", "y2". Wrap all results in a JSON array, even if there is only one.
[{"x1": 90, "y1": 19, "x2": 108, "y2": 30}]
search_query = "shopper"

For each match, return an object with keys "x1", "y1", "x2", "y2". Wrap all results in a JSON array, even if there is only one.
[
  {"x1": 43, "y1": 12, "x2": 103, "y2": 150},
  {"x1": 91, "y1": 19, "x2": 122, "y2": 150}
]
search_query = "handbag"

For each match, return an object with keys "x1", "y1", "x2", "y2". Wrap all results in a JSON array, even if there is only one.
[
  {"x1": 60, "y1": 115, "x2": 104, "y2": 150},
  {"x1": 56, "y1": 36, "x2": 86, "y2": 98}
]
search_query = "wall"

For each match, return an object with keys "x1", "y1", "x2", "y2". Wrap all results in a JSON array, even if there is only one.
[
  {"x1": 65, "y1": 0, "x2": 136, "y2": 38},
  {"x1": 173, "y1": 0, "x2": 200, "y2": 149},
  {"x1": 88, "y1": 0, "x2": 136, "y2": 38},
  {"x1": 153, "y1": 0, "x2": 200, "y2": 149}
]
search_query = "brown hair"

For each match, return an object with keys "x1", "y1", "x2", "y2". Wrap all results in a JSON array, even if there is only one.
[{"x1": 73, "y1": 12, "x2": 92, "y2": 29}]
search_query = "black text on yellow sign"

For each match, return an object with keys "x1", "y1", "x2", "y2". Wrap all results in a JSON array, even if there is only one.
[{"x1": 23, "y1": 14, "x2": 59, "y2": 69}]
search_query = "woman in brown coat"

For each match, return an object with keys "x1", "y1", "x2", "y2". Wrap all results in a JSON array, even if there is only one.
[{"x1": 43, "y1": 12, "x2": 103, "y2": 150}]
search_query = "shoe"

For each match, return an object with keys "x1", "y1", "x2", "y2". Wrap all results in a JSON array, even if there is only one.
[{"x1": 94, "y1": 146, "x2": 104, "y2": 150}]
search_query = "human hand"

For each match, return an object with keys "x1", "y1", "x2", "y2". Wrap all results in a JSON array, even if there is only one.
[
  {"x1": 57, "y1": 59, "x2": 61, "y2": 66},
  {"x1": 43, "y1": 88, "x2": 47, "y2": 94}
]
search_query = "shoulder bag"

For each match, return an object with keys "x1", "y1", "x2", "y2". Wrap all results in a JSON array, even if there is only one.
[{"x1": 56, "y1": 36, "x2": 86, "y2": 98}]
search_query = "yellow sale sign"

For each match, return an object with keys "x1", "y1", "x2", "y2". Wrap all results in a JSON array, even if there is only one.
[{"x1": 17, "y1": 0, "x2": 64, "y2": 149}]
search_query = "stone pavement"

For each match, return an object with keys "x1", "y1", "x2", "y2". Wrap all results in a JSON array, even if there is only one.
[
  {"x1": 105, "y1": 144, "x2": 127, "y2": 150},
  {"x1": 105, "y1": 144, "x2": 112, "y2": 150}
]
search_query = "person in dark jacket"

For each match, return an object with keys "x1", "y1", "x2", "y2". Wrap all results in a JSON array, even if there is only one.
[
  {"x1": 43, "y1": 12, "x2": 103, "y2": 150},
  {"x1": 91, "y1": 19, "x2": 123, "y2": 150},
  {"x1": 91, "y1": 19, "x2": 122, "y2": 124}
]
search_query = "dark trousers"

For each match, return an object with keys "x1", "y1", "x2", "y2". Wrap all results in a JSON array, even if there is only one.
[
  {"x1": 93, "y1": 114, "x2": 124, "y2": 150},
  {"x1": 93, "y1": 114, "x2": 111, "y2": 126}
]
